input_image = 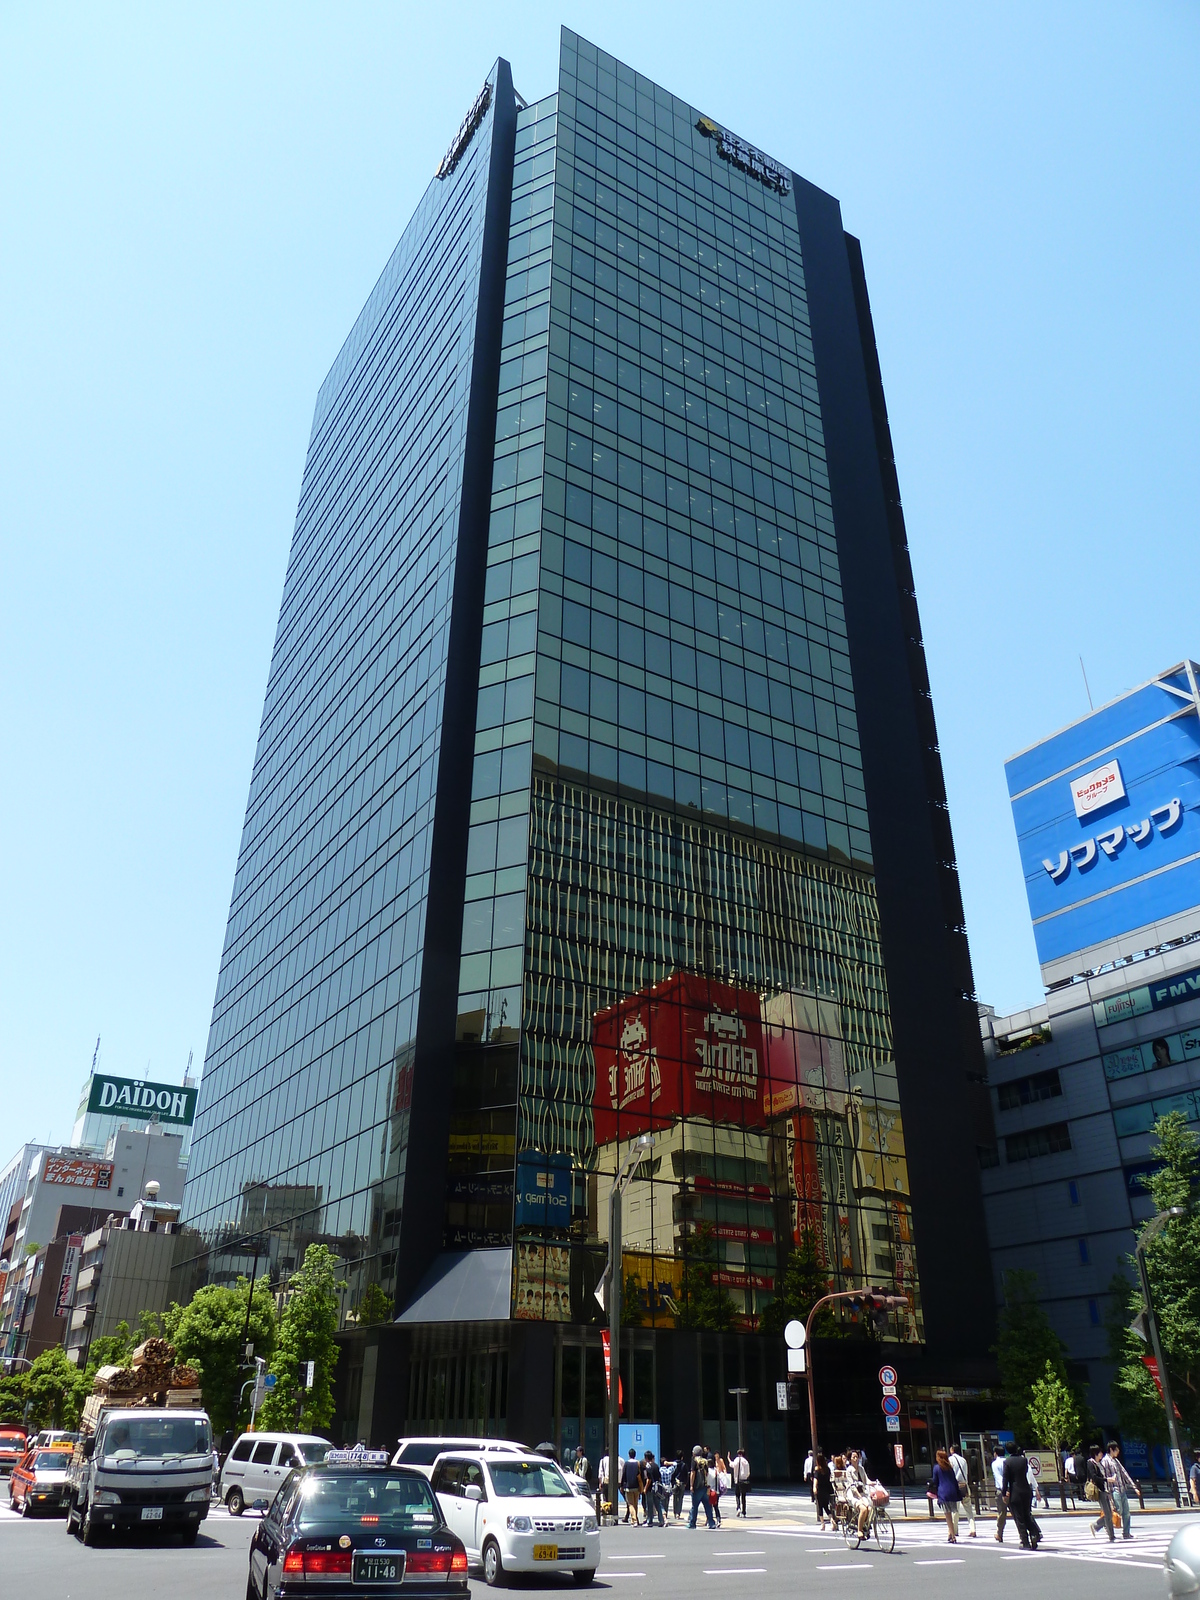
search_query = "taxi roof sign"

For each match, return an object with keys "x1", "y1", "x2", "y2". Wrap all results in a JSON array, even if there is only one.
[{"x1": 324, "y1": 1445, "x2": 391, "y2": 1466}]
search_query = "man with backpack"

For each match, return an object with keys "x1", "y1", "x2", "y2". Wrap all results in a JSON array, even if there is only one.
[
  {"x1": 621, "y1": 1448, "x2": 642, "y2": 1524},
  {"x1": 688, "y1": 1446, "x2": 715, "y2": 1528}
]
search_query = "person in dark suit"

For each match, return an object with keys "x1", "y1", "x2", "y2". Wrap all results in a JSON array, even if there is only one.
[{"x1": 1001, "y1": 1442, "x2": 1041, "y2": 1550}]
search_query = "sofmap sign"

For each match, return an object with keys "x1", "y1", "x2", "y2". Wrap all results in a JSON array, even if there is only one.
[
  {"x1": 86, "y1": 1074, "x2": 197, "y2": 1126},
  {"x1": 1006, "y1": 663, "x2": 1200, "y2": 970},
  {"x1": 514, "y1": 1151, "x2": 572, "y2": 1228}
]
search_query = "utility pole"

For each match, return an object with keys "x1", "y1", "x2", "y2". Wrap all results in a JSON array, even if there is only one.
[
  {"x1": 727, "y1": 1387, "x2": 749, "y2": 1454},
  {"x1": 1134, "y1": 1206, "x2": 1186, "y2": 1505},
  {"x1": 604, "y1": 1135, "x2": 654, "y2": 1523}
]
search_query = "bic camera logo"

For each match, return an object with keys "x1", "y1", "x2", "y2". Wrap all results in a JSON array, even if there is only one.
[{"x1": 1039, "y1": 756, "x2": 1187, "y2": 885}]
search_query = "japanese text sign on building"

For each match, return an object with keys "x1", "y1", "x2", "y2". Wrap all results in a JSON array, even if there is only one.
[{"x1": 43, "y1": 1156, "x2": 113, "y2": 1190}]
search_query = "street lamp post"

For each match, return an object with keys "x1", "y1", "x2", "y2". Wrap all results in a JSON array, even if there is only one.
[
  {"x1": 803, "y1": 1287, "x2": 908, "y2": 1457},
  {"x1": 728, "y1": 1387, "x2": 749, "y2": 1454},
  {"x1": 1134, "y1": 1206, "x2": 1186, "y2": 1504},
  {"x1": 605, "y1": 1135, "x2": 654, "y2": 1524}
]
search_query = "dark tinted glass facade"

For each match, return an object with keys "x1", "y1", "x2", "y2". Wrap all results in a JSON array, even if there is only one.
[{"x1": 181, "y1": 33, "x2": 994, "y2": 1459}]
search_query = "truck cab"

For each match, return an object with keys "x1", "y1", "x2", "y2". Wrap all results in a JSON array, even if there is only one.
[{"x1": 67, "y1": 1408, "x2": 213, "y2": 1545}]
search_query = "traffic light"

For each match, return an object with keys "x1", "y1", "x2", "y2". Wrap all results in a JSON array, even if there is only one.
[{"x1": 861, "y1": 1289, "x2": 909, "y2": 1334}]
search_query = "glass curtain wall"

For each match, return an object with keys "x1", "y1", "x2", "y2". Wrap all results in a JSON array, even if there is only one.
[
  {"x1": 179, "y1": 76, "x2": 505, "y2": 1312},
  {"x1": 455, "y1": 35, "x2": 922, "y2": 1339}
]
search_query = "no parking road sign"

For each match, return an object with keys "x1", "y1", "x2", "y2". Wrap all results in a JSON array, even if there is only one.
[{"x1": 881, "y1": 1393, "x2": 901, "y2": 1417}]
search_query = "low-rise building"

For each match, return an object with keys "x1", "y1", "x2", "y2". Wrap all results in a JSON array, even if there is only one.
[{"x1": 65, "y1": 1193, "x2": 184, "y2": 1363}]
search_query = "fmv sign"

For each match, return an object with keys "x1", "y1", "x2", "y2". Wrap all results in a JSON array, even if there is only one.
[{"x1": 87, "y1": 1073, "x2": 197, "y2": 1127}]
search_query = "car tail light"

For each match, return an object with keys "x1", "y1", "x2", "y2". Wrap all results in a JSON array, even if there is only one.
[
  {"x1": 406, "y1": 1549, "x2": 453, "y2": 1573},
  {"x1": 282, "y1": 1547, "x2": 354, "y2": 1575},
  {"x1": 305, "y1": 1551, "x2": 353, "y2": 1575},
  {"x1": 450, "y1": 1550, "x2": 468, "y2": 1574}
]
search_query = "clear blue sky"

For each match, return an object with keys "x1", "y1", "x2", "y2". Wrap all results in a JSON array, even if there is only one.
[{"x1": 2, "y1": 3, "x2": 1197, "y2": 1148}]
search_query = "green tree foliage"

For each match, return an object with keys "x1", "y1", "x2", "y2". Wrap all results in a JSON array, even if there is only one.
[
  {"x1": 675, "y1": 1223, "x2": 736, "y2": 1330},
  {"x1": 1109, "y1": 1112, "x2": 1200, "y2": 1440},
  {"x1": 23, "y1": 1347, "x2": 89, "y2": 1430},
  {"x1": 0, "y1": 1372, "x2": 25, "y2": 1424},
  {"x1": 1028, "y1": 1359, "x2": 1080, "y2": 1510},
  {"x1": 760, "y1": 1229, "x2": 841, "y2": 1337},
  {"x1": 258, "y1": 1245, "x2": 341, "y2": 1433},
  {"x1": 163, "y1": 1276, "x2": 277, "y2": 1435},
  {"x1": 994, "y1": 1269, "x2": 1072, "y2": 1441},
  {"x1": 354, "y1": 1282, "x2": 393, "y2": 1327}
]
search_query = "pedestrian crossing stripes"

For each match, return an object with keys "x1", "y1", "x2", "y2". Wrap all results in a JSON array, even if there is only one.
[{"x1": 754, "y1": 1517, "x2": 1178, "y2": 1569}]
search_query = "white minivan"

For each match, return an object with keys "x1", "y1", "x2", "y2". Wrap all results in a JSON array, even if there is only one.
[
  {"x1": 432, "y1": 1450, "x2": 600, "y2": 1586},
  {"x1": 220, "y1": 1432, "x2": 330, "y2": 1514}
]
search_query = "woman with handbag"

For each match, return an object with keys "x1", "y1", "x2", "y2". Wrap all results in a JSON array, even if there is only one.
[
  {"x1": 931, "y1": 1449, "x2": 964, "y2": 1543},
  {"x1": 711, "y1": 1452, "x2": 730, "y2": 1525},
  {"x1": 1086, "y1": 1444, "x2": 1115, "y2": 1542}
]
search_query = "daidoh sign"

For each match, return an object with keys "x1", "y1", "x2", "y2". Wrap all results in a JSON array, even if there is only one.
[{"x1": 86, "y1": 1074, "x2": 197, "y2": 1127}]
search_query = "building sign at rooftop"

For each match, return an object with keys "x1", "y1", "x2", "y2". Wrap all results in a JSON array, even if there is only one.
[
  {"x1": 696, "y1": 116, "x2": 791, "y2": 194},
  {"x1": 43, "y1": 1156, "x2": 113, "y2": 1190},
  {"x1": 85, "y1": 1074, "x2": 197, "y2": 1127},
  {"x1": 1071, "y1": 759, "x2": 1126, "y2": 818},
  {"x1": 436, "y1": 79, "x2": 492, "y2": 180}
]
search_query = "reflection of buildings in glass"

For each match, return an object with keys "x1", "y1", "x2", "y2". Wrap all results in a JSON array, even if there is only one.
[
  {"x1": 585, "y1": 974, "x2": 921, "y2": 1333},
  {"x1": 444, "y1": 1013, "x2": 518, "y2": 1250}
]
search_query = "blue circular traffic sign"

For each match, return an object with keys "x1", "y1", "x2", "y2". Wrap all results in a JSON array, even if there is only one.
[{"x1": 881, "y1": 1394, "x2": 901, "y2": 1417}]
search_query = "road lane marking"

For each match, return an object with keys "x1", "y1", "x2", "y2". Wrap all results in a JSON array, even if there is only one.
[
  {"x1": 707, "y1": 1550, "x2": 765, "y2": 1555},
  {"x1": 816, "y1": 1564, "x2": 874, "y2": 1570},
  {"x1": 598, "y1": 1573, "x2": 645, "y2": 1579},
  {"x1": 608, "y1": 1555, "x2": 664, "y2": 1560},
  {"x1": 704, "y1": 1569, "x2": 766, "y2": 1575},
  {"x1": 914, "y1": 1559, "x2": 965, "y2": 1565}
]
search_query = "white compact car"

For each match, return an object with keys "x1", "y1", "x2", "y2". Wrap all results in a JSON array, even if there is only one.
[{"x1": 432, "y1": 1451, "x2": 600, "y2": 1586}]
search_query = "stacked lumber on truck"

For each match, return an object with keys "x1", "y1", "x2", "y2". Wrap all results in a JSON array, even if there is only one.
[{"x1": 80, "y1": 1341, "x2": 206, "y2": 1425}]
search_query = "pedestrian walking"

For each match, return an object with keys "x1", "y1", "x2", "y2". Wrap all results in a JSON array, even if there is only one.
[
  {"x1": 621, "y1": 1448, "x2": 642, "y2": 1524},
  {"x1": 991, "y1": 1447, "x2": 1007, "y2": 1542},
  {"x1": 1086, "y1": 1443, "x2": 1114, "y2": 1542},
  {"x1": 931, "y1": 1449, "x2": 964, "y2": 1543},
  {"x1": 597, "y1": 1451, "x2": 610, "y2": 1521},
  {"x1": 1001, "y1": 1442, "x2": 1041, "y2": 1551},
  {"x1": 642, "y1": 1451, "x2": 665, "y2": 1526},
  {"x1": 574, "y1": 1445, "x2": 590, "y2": 1484},
  {"x1": 1190, "y1": 1451, "x2": 1200, "y2": 1509},
  {"x1": 687, "y1": 1446, "x2": 715, "y2": 1529},
  {"x1": 710, "y1": 1452, "x2": 729, "y2": 1525},
  {"x1": 946, "y1": 1442, "x2": 977, "y2": 1537},
  {"x1": 803, "y1": 1447, "x2": 815, "y2": 1501},
  {"x1": 1105, "y1": 1441, "x2": 1136, "y2": 1540},
  {"x1": 813, "y1": 1452, "x2": 833, "y2": 1530},
  {"x1": 673, "y1": 1448, "x2": 687, "y2": 1521},
  {"x1": 732, "y1": 1447, "x2": 750, "y2": 1517}
]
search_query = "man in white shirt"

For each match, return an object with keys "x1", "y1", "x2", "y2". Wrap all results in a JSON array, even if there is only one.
[
  {"x1": 732, "y1": 1448, "x2": 751, "y2": 1517},
  {"x1": 991, "y1": 1447, "x2": 1007, "y2": 1542},
  {"x1": 597, "y1": 1453, "x2": 610, "y2": 1521}
]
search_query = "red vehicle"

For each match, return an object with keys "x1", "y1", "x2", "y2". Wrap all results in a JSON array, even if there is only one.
[
  {"x1": 9, "y1": 1446, "x2": 74, "y2": 1515},
  {"x1": 0, "y1": 1427, "x2": 29, "y2": 1478}
]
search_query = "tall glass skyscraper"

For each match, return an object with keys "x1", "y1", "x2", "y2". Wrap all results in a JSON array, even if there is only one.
[{"x1": 179, "y1": 33, "x2": 995, "y2": 1464}]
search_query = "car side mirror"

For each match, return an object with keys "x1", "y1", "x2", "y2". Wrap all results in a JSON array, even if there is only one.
[
  {"x1": 465, "y1": 1484, "x2": 483, "y2": 1502},
  {"x1": 83, "y1": 1438, "x2": 96, "y2": 1460}
]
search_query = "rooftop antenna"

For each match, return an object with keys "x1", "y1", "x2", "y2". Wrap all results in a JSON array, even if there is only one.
[
  {"x1": 185, "y1": 1048, "x2": 193, "y2": 1084},
  {"x1": 91, "y1": 1035, "x2": 100, "y2": 1074},
  {"x1": 1079, "y1": 656, "x2": 1094, "y2": 711}
]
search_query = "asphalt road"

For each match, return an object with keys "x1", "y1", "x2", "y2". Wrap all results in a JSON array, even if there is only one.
[{"x1": 0, "y1": 1497, "x2": 1189, "y2": 1600}]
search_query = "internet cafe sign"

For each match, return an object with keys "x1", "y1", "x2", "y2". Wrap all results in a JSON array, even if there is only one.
[{"x1": 87, "y1": 1074, "x2": 197, "y2": 1127}]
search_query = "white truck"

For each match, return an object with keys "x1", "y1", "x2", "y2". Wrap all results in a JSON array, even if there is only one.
[{"x1": 66, "y1": 1406, "x2": 213, "y2": 1545}]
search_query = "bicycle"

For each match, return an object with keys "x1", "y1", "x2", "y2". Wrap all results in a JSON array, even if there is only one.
[{"x1": 842, "y1": 1499, "x2": 896, "y2": 1553}]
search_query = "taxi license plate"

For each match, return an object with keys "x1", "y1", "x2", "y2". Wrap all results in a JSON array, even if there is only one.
[
  {"x1": 141, "y1": 1506, "x2": 163, "y2": 1521},
  {"x1": 352, "y1": 1552, "x2": 403, "y2": 1583},
  {"x1": 532, "y1": 1544, "x2": 558, "y2": 1561}
]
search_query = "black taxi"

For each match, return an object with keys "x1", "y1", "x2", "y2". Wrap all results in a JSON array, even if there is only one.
[{"x1": 248, "y1": 1447, "x2": 469, "y2": 1599}]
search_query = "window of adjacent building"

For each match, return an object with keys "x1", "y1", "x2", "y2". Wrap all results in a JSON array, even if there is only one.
[
  {"x1": 1004, "y1": 1123, "x2": 1071, "y2": 1162},
  {"x1": 996, "y1": 1069, "x2": 1062, "y2": 1111},
  {"x1": 1068, "y1": 1180, "x2": 1080, "y2": 1205},
  {"x1": 1077, "y1": 1238, "x2": 1089, "y2": 1265},
  {"x1": 1088, "y1": 1299, "x2": 1100, "y2": 1325}
]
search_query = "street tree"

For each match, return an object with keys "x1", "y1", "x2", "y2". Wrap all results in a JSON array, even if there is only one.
[
  {"x1": 760, "y1": 1229, "x2": 842, "y2": 1337},
  {"x1": 675, "y1": 1223, "x2": 736, "y2": 1330},
  {"x1": 1109, "y1": 1112, "x2": 1200, "y2": 1440},
  {"x1": 23, "y1": 1347, "x2": 89, "y2": 1430},
  {"x1": 259, "y1": 1245, "x2": 341, "y2": 1433},
  {"x1": 354, "y1": 1282, "x2": 393, "y2": 1327},
  {"x1": 1028, "y1": 1359, "x2": 1080, "y2": 1510},
  {"x1": 993, "y1": 1269, "x2": 1073, "y2": 1442},
  {"x1": 163, "y1": 1276, "x2": 277, "y2": 1435}
]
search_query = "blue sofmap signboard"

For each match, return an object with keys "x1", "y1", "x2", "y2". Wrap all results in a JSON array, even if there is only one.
[
  {"x1": 1006, "y1": 663, "x2": 1200, "y2": 970},
  {"x1": 514, "y1": 1150, "x2": 572, "y2": 1228}
]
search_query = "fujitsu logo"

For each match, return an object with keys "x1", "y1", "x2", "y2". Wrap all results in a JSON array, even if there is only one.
[
  {"x1": 695, "y1": 1011, "x2": 758, "y2": 1097},
  {"x1": 609, "y1": 1014, "x2": 661, "y2": 1111}
]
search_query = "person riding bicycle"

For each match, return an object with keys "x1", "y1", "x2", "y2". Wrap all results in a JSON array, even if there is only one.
[{"x1": 844, "y1": 1451, "x2": 873, "y2": 1535}]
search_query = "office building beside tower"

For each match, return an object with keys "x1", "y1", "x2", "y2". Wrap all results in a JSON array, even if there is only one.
[
  {"x1": 981, "y1": 661, "x2": 1200, "y2": 1430},
  {"x1": 178, "y1": 31, "x2": 994, "y2": 1462}
]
